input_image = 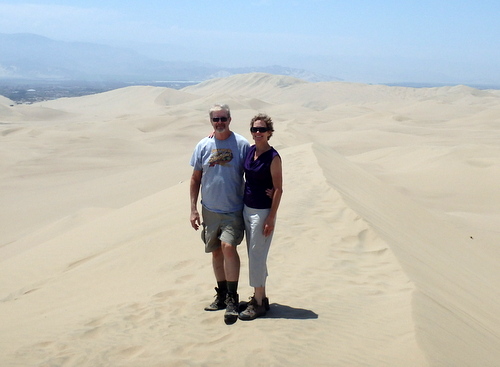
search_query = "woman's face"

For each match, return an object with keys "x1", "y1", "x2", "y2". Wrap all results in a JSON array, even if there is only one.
[{"x1": 251, "y1": 120, "x2": 270, "y2": 142}]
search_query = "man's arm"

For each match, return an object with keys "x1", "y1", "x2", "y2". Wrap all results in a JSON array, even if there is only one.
[{"x1": 190, "y1": 169, "x2": 203, "y2": 230}]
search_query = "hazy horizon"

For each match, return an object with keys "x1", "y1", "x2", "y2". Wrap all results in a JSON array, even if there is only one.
[{"x1": 1, "y1": 1, "x2": 500, "y2": 85}]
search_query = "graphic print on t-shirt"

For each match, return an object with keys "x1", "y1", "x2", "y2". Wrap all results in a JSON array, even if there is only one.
[{"x1": 208, "y1": 148, "x2": 233, "y2": 167}]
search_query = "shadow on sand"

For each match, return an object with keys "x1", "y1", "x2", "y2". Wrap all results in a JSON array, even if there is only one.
[{"x1": 264, "y1": 303, "x2": 318, "y2": 320}]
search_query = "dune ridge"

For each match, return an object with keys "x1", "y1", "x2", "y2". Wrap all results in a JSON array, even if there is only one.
[
  {"x1": 313, "y1": 143, "x2": 499, "y2": 366},
  {"x1": 1, "y1": 73, "x2": 499, "y2": 366}
]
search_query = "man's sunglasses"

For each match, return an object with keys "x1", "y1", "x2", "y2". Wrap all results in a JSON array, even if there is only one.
[
  {"x1": 212, "y1": 117, "x2": 228, "y2": 122},
  {"x1": 250, "y1": 127, "x2": 270, "y2": 133}
]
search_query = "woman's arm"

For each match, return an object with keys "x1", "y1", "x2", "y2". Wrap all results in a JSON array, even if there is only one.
[{"x1": 263, "y1": 155, "x2": 283, "y2": 236}]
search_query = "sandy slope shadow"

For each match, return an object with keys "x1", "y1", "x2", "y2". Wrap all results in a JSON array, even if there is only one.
[{"x1": 263, "y1": 304, "x2": 318, "y2": 320}]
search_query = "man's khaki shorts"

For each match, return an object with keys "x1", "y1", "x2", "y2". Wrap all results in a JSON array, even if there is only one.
[{"x1": 201, "y1": 206, "x2": 244, "y2": 253}]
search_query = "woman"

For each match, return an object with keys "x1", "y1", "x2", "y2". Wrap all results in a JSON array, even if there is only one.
[{"x1": 239, "y1": 113, "x2": 283, "y2": 321}]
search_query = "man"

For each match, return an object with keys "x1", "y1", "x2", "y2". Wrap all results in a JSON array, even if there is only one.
[{"x1": 190, "y1": 104, "x2": 250, "y2": 325}]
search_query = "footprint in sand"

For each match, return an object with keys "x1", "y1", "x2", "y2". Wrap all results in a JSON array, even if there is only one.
[
  {"x1": 118, "y1": 346, "x2": 145, "y2": 358},
  {"x1": 80, "y1": 326, "x2": 102, "y2": 339}
]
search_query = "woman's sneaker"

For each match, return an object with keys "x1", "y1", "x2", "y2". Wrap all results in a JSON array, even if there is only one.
[
  {"x1": 263, "y1": 297, "x2": 270, "y2": 311},
  {"x1": 238, "y1": 296, "x2": 267, "y2": 321}
]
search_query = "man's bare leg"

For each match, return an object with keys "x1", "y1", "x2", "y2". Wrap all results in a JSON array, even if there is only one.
[{"x1": 221, "y1": 242, "x2": 240, "y2": 324}]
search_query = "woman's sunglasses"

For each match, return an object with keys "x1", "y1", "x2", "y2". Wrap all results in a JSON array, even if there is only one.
[{"x1": 250, "y1": 127, "x2": 270, "y2": 133}]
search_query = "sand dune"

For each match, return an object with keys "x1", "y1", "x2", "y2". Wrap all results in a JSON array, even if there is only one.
[{"x1": 1, "y1": 73, "x2": 499, "y2": 366}]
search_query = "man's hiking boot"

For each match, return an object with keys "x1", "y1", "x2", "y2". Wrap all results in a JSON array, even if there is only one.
[
  {"x1": 204, "y1": 287, "x2": 226, "y2": 311},
  {"x1": 238, "y1": 296, "x2": 267, "y2": 321},
  {"x1": 224, "y1": 292, "x2": 239, "y2": 325}
]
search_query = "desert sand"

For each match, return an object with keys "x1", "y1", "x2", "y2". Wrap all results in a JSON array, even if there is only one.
[{"x1": 0, "y1": 73, "x2": 499, "y2": 366}]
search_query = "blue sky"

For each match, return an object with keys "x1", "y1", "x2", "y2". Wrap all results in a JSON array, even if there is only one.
[{"x1": 1, "y1": 0, "x2": 499, "y2": 84}]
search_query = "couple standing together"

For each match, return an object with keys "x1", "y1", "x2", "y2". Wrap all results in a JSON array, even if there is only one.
[{"x1": 190, "y1": 104, "x2": 283, "y2": 325}]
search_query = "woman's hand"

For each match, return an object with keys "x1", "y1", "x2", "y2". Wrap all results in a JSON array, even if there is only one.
[{"x1": 263, "y1": 216, "x2": 275, "y2": 237}]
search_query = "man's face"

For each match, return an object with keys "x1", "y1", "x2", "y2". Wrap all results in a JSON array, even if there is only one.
[{"x1": 211, "y1": 110, "x2": 231, "y2": 133}]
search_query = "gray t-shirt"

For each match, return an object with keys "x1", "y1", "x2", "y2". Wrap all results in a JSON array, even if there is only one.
[{"x1": 190, "y1": 132, "x2": 250, "y2": 213}]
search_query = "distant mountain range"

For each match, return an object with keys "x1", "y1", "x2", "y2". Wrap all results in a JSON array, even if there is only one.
[{"x1": 0, "y1": 33, "x2": 338, "y2": 83}]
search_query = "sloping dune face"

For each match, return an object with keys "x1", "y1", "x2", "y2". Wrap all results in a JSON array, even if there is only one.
[{"x1": 1, "y1": 74, "x2": 499, "y2": 366}]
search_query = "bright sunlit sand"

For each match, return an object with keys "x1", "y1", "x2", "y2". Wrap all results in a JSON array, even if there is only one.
[{"x1": 1, "y1": 73, "x2": 499, "y2": 366}]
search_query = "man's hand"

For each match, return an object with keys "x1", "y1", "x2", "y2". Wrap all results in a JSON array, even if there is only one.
[{"x1": 190, "y1": 210, "x2": 201, "y2": 230}]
